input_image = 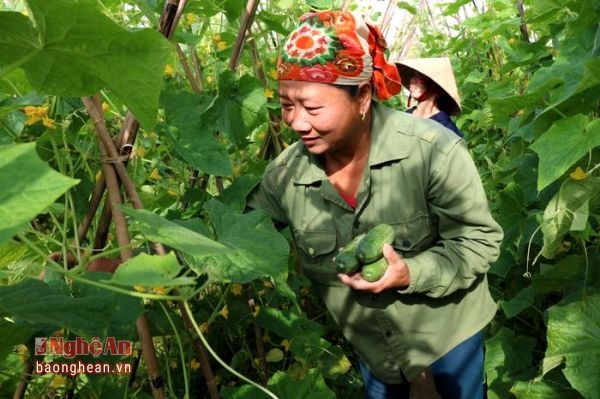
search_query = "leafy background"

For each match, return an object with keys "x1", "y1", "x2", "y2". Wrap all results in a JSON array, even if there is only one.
[{"x1": 0, "y1": 0, "x2": 598, "y2": 398}]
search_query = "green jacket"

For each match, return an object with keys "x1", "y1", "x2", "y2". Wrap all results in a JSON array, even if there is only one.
[{"x1": 247, "y1": 103, "x2": 503, "y2": 383}]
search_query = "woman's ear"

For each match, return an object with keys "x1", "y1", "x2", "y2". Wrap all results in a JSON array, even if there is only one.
[{"x1": 357, "y1": 82, "x2": 373, "y2": 114}]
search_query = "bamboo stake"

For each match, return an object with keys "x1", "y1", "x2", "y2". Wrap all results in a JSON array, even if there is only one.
[
  {"x1": 517, "y1": 0, "x2": 530, "y2": 42},
  {"x1": 12, "y1": 357, "x2": 32, "y2": 399},
  {"x1": 83, "y1": 97, "x2": 166, "y2": 399},
  {"x1": 228, "y1": 0, "x2": 260, "y2": 71}
]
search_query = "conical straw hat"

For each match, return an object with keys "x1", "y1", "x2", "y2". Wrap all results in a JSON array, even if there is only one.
[{"x1": 393, "y1": 57, "x2": 462, "y2": 115}]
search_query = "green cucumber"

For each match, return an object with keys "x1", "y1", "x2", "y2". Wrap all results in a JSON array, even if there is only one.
[
  {"x1": 361, "y1": 257, "x2": 388, "y2": 282},
  {"x1": 356, "y1": 224, "x2": 395, "y2": 263},
  {"x1": 335, "y1": 233, "x2": 365, "y2": 274}
]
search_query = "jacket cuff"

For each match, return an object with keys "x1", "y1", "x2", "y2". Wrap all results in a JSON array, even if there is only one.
[{"x1": 397, "y1": 253, "x2": 440, "y2": 295}]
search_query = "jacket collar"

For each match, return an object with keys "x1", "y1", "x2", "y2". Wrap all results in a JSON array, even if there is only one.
[{"x1": 293, "y1": 103, "x2": 411, "y2": 185}]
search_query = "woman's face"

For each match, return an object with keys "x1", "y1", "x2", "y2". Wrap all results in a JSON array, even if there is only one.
[
  {"x1": 409, "y1": 73, "x2": 429, "y2": 99},
  {"x1": 278, "y1": 80, "x2": 369, "y2": 155}
]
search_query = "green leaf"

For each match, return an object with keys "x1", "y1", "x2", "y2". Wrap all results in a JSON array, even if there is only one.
[
  {"x1": 121, "y1": 207, "x2": 229, "y2": 257},
  {"x1": 485, "y1": 327, "x2": 536, "y2": 376},
  {"x1": 216, "y1": 174, "x2": 261, "y2": 213},
  {"x1": 397, "y1": 1, "x2": 417, "y2": 15},
  {"x1": 160, "y1": 90, "x2": 232, "y2": 176},
  {"x1": 500, "y1": 287, "x2": 536, "y2": 319},
  {"x1": 206, "y1": 71, "x2": 267, "y2": 149},
  {"x1": 191, "y1": 200, "x2": 289, "y2": 283},
  {"x1": 0, "y1": 319, "x2": 36, "y2": 362},
  {"x1": 511, "y1": 378, "x2": 582, "y2": 399},
  {"x1": 109, "y1": 252, "x2": 195, "y2": 288},
  {"x1": 540, "y1": 176, "x2": 600, "y2": 258},
  {"x1": 532, "y1": 256, "x2": 587, "y2": 293},
  {"x1": 0, "y1": 143, "x2": 79, "y2": 244},
  {"x1": 441, "y1": 0, "x2": 473, "y2": 16},
  {"x1": 221, "y1": 369, "x2": 336, "y2": 399},
  {"x1": 530, "y1": 115, "x2": 600, "y2": 191},
  {"x1": 0, "y1": 278, "x2": 143, "y2": 339},
  {"x1": 0, "y1": 0, "x2": 171, "y2": 128},
  {"x1": 543, "y1": 295, "x2": 600, "y2": 399},
  {"x1": 255, "y1": 308, "x2": 325, "y2": 340}
]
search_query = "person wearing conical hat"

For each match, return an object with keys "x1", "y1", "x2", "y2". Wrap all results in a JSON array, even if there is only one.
[
  {"x1": 248, "y1": 11, "x2": 502, "y2": 399},
  {"x1": 395, "y1": 57, "x2": 463, "y2": 137}
]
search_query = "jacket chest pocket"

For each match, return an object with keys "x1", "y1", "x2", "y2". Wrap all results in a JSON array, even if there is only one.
[
  {"x1": 391, "y1": 214, "x2": 437, "y2": 258},
  {"x1": 293, "y1": 230, "x2": 340, "y2": 285}
]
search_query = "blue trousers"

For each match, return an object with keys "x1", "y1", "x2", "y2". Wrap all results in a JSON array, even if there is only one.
[{"x1": 360, "y1": 331, "x2": 484, "y2": 399}]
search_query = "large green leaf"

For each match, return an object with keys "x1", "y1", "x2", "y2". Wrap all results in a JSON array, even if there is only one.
[
  {"x1": 0, "y1": 143, "x2": 79, "y2": 244},
  {"x1": 109, "y1": 252, "x2": 195, "y2": 288},
  {"x1": 512, "y1": 378, "x2": 582, "y2": 399},
  {"x1": 543, "y1": 295, "x2": 600, "y2": 399},
  {"x1": 221, "y1": 368, "x2": 336, "y2": 399},
  {"x1": 205, "y1": 71, "x2": 268, "y2": 149},
  {"x1": 485, "y1": 327, "x2": 537, "y2": 399},
  {"x1": 532, "y1": 256, "x2": 587, "y2": 294},
  {"x1": 0, "y1": 277, "x2": 143, "y2": 339},
  {"x1": 192, "y1": 199, "x2": 289, "y2": 283},
  {"x1": 160, "y1": 90, "x2": 232, "y2": 176},
  {"x1": 121, "y1": 207, "x2": 229, "y2": 257},
  {"x1": 0, "y1": 0, "x2": 171, "y2": 128},
  {"x1": 530, "y1": 115, "x2": 600, "y2": 191},
  {"x1": 539, "y1": 176, "x2": 600, "y2": 258},
  {"x1": 499, "y1": 287, "x2": 536, "y2": 319}
]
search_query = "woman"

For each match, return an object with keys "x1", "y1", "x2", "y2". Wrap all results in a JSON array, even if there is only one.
[
  {"x1": 247, "y1": 11, "x2": 502, "y2": 399},
  {"x1": 395, "y1": 57, "x2": 463, "y2": 137}
]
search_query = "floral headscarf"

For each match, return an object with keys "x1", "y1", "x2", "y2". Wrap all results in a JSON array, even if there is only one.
[{"x1": 277, "y1": 11, "x2": 401, "y2": 100}]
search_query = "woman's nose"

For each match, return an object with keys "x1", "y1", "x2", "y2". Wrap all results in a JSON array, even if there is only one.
[{"x1": 289, "y1": 111, "x2": 312, "y2": 133}]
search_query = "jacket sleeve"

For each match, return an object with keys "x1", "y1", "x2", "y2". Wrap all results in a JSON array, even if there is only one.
[{"x1": 400, "y1": 139, "x2": 503, "y2": 298}]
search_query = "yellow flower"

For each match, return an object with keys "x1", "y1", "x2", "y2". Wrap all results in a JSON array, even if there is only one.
[
  {"x1": 164, "y1": 64, "x2": 176, "y2": 77},
  {"x1": 42, "y1": 116, "x2": 56, "y2": 129},
  {"x1": 200, "y1": 322, "x2": 209, "y2": 333},
  {"x1": 264, "y1": 88, "x2": 274, "y2": 99},
  {"x1": 102, "y1": 102, "x2": 110, "y2": 113},
  {"x1": 252, "y1": 305, "x2": 260, "y2": 317},
  {"x1": 281, "y1": 339, "x2": 291, "y2": 352},
  {"x1": 18, "y1": 345, "x2": 28, "y2": 362},
  {"x1": 24, "y1": 105, "x2": 50, "y2": 126},
  {"x1": 186, "y1": 14, "x2": 197, "y2": 25},
  {"x1": 50, "y1": 375, "x2": 67, "y2": 388},
  {"x1": 570, "y1": 166, "x2": 588, "y2": 180},
  {"x1": 219, "y1": 305, "x2": 229, "y2": 319},
  {"x1": 263, "y1": 280, "x2": 273, "y2": 289},
  {"x1": 170, "y1": 360, "x2": 178, "y2": 369},
  {"x1": 230, "y1": 283, "x2": 243, "y2": 296},
  {"x1": 217, "y1": 41, "x2": 227, "y2": 51},
  {"x1": 149, "y1": 168, "x2": 161, "y2": 180},
  {"x1": 269, "y1": 69, "x2": 278, "y2": 80},
  {"x1": 212, "y1": 34, "x2": 221, "y2": 43},
  {"x1": 133, "y1": 285, "x2": 146, "y2": 293},
  {"x1": 189, "y1": 358, "x2": 201, "y2": 371},
  {"x1": 167, "y1": 189, "x2": 178, "y2": 197},
  {"x1": 136, "y1": 146, "x2": 146, "y2": 158},
  {"x1": 152, "y1": 286, "x2": 167, "y2": 295},
  {"x1": 206, "y1": 76, "x2": 214, "y2": 84}
]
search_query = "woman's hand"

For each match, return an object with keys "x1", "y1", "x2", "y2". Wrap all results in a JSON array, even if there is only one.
[{"x1": 337, "y1": 244, "x2": 411, "y2": 293}]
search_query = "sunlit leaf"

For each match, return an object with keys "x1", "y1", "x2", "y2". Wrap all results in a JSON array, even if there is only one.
[
  {"x1": 0, "y1": 0, "x2": 170, "y2": 128},
  {"x1": 109, "y1": 252, "x2": 195, "y2": 288},
  {"x1": 530, "y1": 115, "x2": 600, "y2": 191},
  {"x1": 191, "y1": 200, "x2": 289, "y2": 283},
  {"x1": 543, "y1": 295, "x2": 600, "y2": 399},
  {"x1": 0, "y1": 143, "x2": 79, "y2": 244}
]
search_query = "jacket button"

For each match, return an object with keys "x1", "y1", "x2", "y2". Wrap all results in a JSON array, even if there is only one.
[
  {"x1": 308, "y1": 247, "x2": 315, "y2": 255},
  {"x1": 402, "y1": 239, "x2": 411, "y2": 247},
  {"x1": 384, "y1": 330, "x2": 392, "y2": 338}
]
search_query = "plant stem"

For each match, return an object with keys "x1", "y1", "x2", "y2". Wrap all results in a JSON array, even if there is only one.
[{"x1": 183, "y1": 301, "x2": 279, "y2": 399}]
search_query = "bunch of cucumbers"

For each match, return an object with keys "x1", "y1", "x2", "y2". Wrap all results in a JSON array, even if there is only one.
[{"x1": 334, "y1": 224, "x2": 394, "y2": 282}]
